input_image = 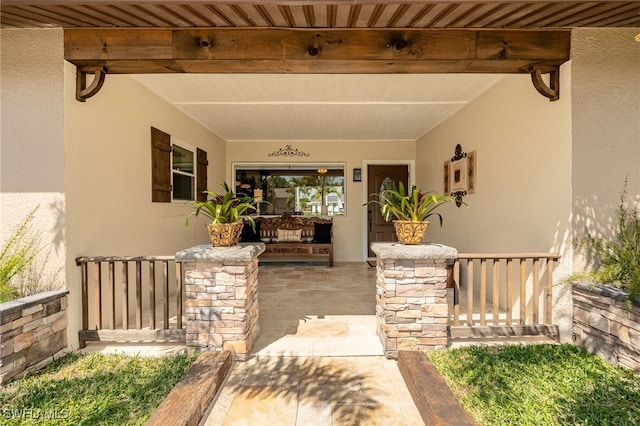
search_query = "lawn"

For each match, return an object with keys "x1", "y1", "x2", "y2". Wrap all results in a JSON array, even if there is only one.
[
  {"x1": 428, "y1": 344, "x2": 640, "y2": 426},
  {"x1": 0, "y1": 351, "x2": 198, "y2": 425}
]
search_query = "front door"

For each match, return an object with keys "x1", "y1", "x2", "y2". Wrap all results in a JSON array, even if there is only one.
[{"x1": 366, "y1": 164, "x2": 409, "y2": 258}]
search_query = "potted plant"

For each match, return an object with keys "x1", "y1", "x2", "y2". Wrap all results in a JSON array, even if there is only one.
[
  {"x1": 365, "y1": 182, "x2": 458, "y2": 244},
  {"x1": 187, "y1": 182, "x2": 256, "y2": 247}
]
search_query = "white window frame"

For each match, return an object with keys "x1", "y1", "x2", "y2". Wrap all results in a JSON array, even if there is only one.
[
  {"x1": 171, "y1": 141, "x2": 197, "y2": 202},
  {"x1": 231, "y1": 162, "x2": 347, "y2": 216}
]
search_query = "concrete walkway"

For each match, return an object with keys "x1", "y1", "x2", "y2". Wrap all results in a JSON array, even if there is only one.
[
  {"x1": 202, "y1": 263, "x2": 424, "y2": 425},
  {"x1": 202, "y1": 355, "x2": 424, "y2": 426}
]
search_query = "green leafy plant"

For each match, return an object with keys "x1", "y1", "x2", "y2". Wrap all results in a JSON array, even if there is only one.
[
  {"x1": 186, "y1": 182, "x2": 256, "y2": 227},
  {"x1": 364, "y1": 181, "x2": 459, "y2": 225},
  {"x1": 576, "y1": 179, "x2": 640, "y2": 300},
  {"x1": 291, "y1": 174, "x2": 344, "y2": 212},
  {"x1": 0, "y1": 208, "x2": 41, "y2": 303}
]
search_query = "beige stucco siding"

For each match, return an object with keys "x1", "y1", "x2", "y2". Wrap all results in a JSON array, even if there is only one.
[
  {"x1": 1, "y1": 29, "x2": 67, "y2": 298},
  {"x1": 415, "y1": 67, "x2": 573, "y2": 340},
  {"x1": 62, "y1": 68, "x2": 226, "y2": 348},
  {"x1": 570, "y1": 28, "x2": 640, "y2": 270},
  {"x1": 415, "y1": 71, "x2": 573, "y2": 255}
]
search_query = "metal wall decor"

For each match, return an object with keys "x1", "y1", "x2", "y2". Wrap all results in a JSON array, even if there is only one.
[
  {"x1": 444, "y1": 144, "x2": 476, "y2": 207},
  {"x1": 268, "y1": 144, "x2": 310, "y2": 157}
]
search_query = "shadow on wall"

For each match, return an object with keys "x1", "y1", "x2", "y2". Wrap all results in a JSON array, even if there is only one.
[
  {"x1": 49, "y1": 197, "x2": 66, "y2": 255},
  {"x1": 572, "y1": 189, "x2": 636, "y2": 270},
  {"x1": 4, "y1": 201, "x2": 66, "y2": 297}
]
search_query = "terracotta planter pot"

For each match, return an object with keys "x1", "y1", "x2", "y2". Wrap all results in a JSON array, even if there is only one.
[
  {"x1": 206, "y1": 222, "x2": 244, "y2": 247},
  {"x1": 393, "y1": 220, "x2": 430, "y2": 245}
]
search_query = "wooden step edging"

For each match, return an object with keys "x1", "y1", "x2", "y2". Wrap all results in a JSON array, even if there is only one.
[
  {"x1": 398, "y1": 351, "x2": 476, "y2": 426},
  {"x1": 146, "y1": 350, "x2": 232, "y2": 426}
]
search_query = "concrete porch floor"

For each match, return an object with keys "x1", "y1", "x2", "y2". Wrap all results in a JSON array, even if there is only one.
[{"x1": 252, "y1": 262, "x2": 383, "y2": 357}]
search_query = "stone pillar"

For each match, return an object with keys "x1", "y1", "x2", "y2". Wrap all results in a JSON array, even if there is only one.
[
  {"x1": 176, "y1": 243, "x2": 265, "y2": 361},
  {"x1": 371, "y1": 242, "x2": 457, "y2": 359}
]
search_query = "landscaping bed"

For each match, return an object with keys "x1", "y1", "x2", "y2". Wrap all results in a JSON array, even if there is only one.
[
  {"x1": 428, "y1": 344, "x2": 640, "y2": 426},
  {"x1": 0, "y1": 351, "x2": 197, "y2": 425}
]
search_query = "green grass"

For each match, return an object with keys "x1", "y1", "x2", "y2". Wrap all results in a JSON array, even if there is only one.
[
  {"x1": 428, "y1": 344, "x2": 640, "y2": 426},
  {"x1": 0, "y1": 351, "x2": 198, "y2": 425}
]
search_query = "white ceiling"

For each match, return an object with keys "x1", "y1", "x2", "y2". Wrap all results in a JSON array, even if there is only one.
[{"x1": 133, "y1": 74, "x2": 505, "y2": 142}]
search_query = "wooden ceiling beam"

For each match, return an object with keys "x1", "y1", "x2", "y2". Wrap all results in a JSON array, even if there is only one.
[
  {"x1": 64, "y1": 27, "x2": 570, "y2": 101},
  {"x1": 65, "y1": 27, "x2": 570, "y2": 73}
]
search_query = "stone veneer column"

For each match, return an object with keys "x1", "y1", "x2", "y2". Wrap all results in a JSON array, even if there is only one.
[
  {"x1": 371, "y1": 242, "x2": 457, "y2": 359},
  {"x1": 176, "y1": 243, "x2": 265, "y2": 361}
]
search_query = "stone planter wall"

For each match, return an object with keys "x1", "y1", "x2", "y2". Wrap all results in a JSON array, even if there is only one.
[
  {"x1": 177, "y1": 243, "x2": 264, "y2": 361},
  {"x1": 0, "y1": 290, "x2": 70, "y2": 384},
  {"x1": 572, "y1": 283, "x2": 640, "y2": 372}
]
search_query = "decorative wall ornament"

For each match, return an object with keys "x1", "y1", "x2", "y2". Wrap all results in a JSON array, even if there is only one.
[
  {"x1": 268, "y1": 144, "x2": 310, "y2": 157},
  {"x1": 444, "y1": 144, "x2": 476, "y2": 207}
]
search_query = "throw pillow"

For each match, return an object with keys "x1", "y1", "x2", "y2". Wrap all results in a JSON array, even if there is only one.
[
  {"x1": 239, "y1": 221, "x2": 261, "y2": 243},
  {"x1": 312, "y1": 222, "x2": 332, "y2": 243},
  {"x1": 277, "y1": 228, "x2": 302, "y2": 242}
]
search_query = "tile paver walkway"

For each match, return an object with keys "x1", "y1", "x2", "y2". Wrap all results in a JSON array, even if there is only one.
[
  {"x1": 203, "y1": 355, "x2": 424, "y2": 426},
  {"x1": 202, "y1": 262, "x2": 425, "y2": 426}
]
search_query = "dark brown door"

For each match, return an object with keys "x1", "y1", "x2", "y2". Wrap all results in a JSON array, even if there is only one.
[{"x1": 367, "y1": 164, "x2": 409, "y2": 258}]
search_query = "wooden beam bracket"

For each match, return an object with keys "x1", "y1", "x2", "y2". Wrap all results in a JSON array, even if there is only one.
[
  {"x1": 530, "y1": 65, "x2": 560, "y2": 102},
  {"x1": 76, "y1": 66, "x2": 107, "y2": 102}
]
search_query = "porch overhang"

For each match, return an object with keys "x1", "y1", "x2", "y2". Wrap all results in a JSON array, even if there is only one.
[{"x1": 5, "y1": 1, "x2": 637, "y2": 102}]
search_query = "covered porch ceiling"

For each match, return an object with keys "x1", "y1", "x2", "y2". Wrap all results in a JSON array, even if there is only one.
[
  {"x1": 3, "y1": 1, "x2": 638, "y2": 29},
  {"x1": 3, "y1": 1, "x2": 638, "y2": 142}
]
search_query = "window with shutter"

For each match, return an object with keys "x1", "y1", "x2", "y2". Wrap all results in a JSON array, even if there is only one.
[
  {"x1": 151, "y1": 127, "x2": 172, "y2": 203},
  {"x1": 196, "y1": 148, "x2": 208, "y2": 202},
  {"x1": 151, "y1": 127, "x2": 208, "y2": 203}
]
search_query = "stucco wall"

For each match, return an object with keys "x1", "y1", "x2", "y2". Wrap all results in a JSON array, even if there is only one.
[
  {"x1": 1, "y1": 29, "x2": 66, "y2": 294},
  {"x1": 415, "y1": 71, "x2": 573, "y2": 254},
  {"x1": 226, "y1": 140, "x2": 416, "y2": 261},
  {"x1": 415, "y1": 68, "x2": 574, "y2": 340},
  {"x1": 63, "y1": 65, "x2": 227, "y2": 348},
  {"x1": 571, "y1": 28, "x2": 640, "y2": 270}
]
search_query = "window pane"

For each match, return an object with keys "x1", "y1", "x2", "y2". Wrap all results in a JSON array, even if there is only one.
[
  {"x1": 235, "y1": 167, "x2": 345, "y2": 216},
  {"x1": 173, "y1": 145, "x2": 194, "y2": 174},
  {"x1": 173, "y1": 173, "x2": 194, "y2": 200}
]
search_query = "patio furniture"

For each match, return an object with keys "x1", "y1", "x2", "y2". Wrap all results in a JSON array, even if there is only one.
[{"x1": 240, "y1": 213, "x2": 333, "y2": 266}]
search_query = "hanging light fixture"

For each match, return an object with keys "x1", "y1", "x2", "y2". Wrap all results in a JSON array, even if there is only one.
[{"x1": 317, "y1": 168, "x2": 328, "y2": 174}]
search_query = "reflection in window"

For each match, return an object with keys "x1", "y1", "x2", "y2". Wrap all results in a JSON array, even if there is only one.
[
  {"x1": 235, "y1": 166, "x2": 345, "y2": 216},
  {"x1": 172, "y1": 144, "x2": 195, "y2": 200}
]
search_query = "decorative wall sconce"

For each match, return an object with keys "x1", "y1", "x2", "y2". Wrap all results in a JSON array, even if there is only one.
[
  {"x1": 444, "y1": 144, "x2": 476, "y2": 207},
  {"x1": 353, "y1": 168, "x2": 361, "y2": 182}
]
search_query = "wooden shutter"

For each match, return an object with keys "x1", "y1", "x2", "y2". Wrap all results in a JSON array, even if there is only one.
[
  {"x1": 151, "y1": 127, "x2": 172, "y2": 203},
  {"x1": 196, "y1": 148, "x2": 208, "y2": 202}
]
